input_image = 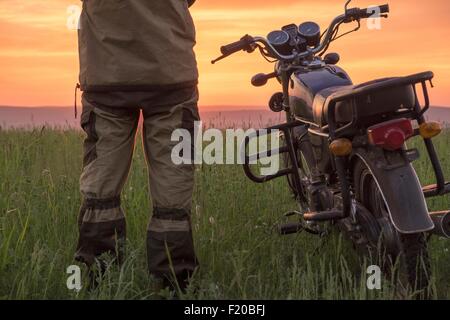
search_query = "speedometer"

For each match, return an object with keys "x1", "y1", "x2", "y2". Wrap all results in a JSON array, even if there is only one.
[
  {"x1": 267, "y1": 30, "x2": 291, "y2": 55},
  {"x1": 298, "y1": 22, "x2": 321, "y2": 47},
  {"x1": 267, "y1": 30, "x2": 290, "y2": 47}
]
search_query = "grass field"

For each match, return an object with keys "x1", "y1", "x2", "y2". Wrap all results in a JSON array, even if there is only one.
[{"x1": 0, "y1": 127, "x2": 449, "y2": 300}]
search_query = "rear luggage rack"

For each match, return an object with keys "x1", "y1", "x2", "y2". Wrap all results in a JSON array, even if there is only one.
[{"x1": 311, "y1": 71, "x2": 435, "y2": 137}]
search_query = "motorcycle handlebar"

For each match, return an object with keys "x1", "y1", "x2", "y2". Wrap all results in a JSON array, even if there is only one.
[
  {"x1": 214, "y1": 3, "x2": 389, "y2": 62},
  {"x1": 347, "y1": 4, "x2": 389, "y2": 21},
  {"x1": 220, "y1": 35, "x2": 254, "y2": 55},
  {"x1": 373, "y1": 4, "x2": 389, "y2": 14}
]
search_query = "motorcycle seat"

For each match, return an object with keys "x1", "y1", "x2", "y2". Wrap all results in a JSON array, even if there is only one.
[{"x1": 312, "y1": 71, "x2": 433, "y2": 127}]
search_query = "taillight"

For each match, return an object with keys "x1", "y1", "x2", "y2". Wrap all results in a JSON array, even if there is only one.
[{"x1": 367, "y1": 118, "x2": 413, "y2": 151}]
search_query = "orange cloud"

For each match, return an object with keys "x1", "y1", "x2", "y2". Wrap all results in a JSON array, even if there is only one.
[{"x1": 0, "y1": 0, "x2": 449, "y2": 108}]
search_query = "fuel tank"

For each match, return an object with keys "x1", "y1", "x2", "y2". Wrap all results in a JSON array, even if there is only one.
[{"x1": 289, "y1": 66, "x2": 352, "y2": 122}]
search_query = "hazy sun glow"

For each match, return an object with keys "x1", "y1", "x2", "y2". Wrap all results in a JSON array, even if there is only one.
[{"x1": 1, "y1": 0, "x2": 450, "y2": 108}]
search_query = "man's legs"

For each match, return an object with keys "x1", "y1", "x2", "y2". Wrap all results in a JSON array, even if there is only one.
[
  {"x1": 75, "y1": 95, "x2": 140, "y2": 267},
  {"x1": 142, "y1": 88, "x2": 200, "y2": 287}
]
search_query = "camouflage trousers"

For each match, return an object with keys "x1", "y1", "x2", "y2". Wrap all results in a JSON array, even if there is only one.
[{"x1": 75, "y1": 87, "x2": 199, "y2": 281}]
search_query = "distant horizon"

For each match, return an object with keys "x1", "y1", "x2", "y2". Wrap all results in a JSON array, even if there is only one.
[
  {"x1": 0, "y1": 104, "x2": 274, "y2": 111},
  {"x1": 2, "y1": 105, "x2": 450, "y2": 110},
  {"x1": 1, "y1": 105, "x2": 449, "y2": 130}
]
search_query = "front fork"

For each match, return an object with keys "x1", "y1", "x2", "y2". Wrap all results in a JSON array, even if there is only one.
[{"x1": 280, "y1": 68, "x2": 333, "y2": 213}]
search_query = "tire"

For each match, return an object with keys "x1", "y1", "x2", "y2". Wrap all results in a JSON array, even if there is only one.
[
  {"x1": 280, "y1": 128, "x2": 313, "y2": 202},
  {"x1": 353, "y1": 159, "x2": 431, "y2": 298},
  {"x1": 398, "y1": 233, "x2": 431, "y2": 298},
  {"x1": 282, "y1": 142, "x2": 308, "y2": 200}
]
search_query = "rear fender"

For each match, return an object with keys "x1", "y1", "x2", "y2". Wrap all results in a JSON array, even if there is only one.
[{"x1": 352, "y1": 148, "x2": 434, "y2": 234}]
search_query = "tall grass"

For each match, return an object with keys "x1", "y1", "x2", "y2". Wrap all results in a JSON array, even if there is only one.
[{"x1": 0, "y1": 127, "x2": 449, "y2": 300}]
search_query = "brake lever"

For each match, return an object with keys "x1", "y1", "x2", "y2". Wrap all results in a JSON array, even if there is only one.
[{"x1": 211, "y1": 54, "x2": 229, "y2": 64}]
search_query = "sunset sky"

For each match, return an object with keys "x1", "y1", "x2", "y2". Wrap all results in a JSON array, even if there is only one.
[{"x1": 1, "y1": 0, "x2": 450, "y2": 108}]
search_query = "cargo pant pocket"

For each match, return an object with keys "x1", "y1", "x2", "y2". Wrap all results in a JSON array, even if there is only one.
[
  {"x1": 181, "y1": 101, "x2": 200, "y2": 162},
  {"x1": 80, "y1": 104, "x2": 98, "y2": 167}
]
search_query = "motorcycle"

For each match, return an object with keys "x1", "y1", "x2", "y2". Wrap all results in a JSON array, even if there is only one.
[{"x1": 212, "y1": 1, "x2": 450, "y2": 295}]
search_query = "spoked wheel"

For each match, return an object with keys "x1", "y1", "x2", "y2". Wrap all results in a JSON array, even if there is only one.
[
  {"x1": 353, "y1": 160, "x2": 431, "y2": 298},
  {"x1": 284, "y1": 145, "x2": 311, "y2": 203},
  {"x1": 280, "y1": 127, "x2": 313, "y2": 206},
  {"x1": 279, "y1": 127, "x2": 332, "y2": 236}
]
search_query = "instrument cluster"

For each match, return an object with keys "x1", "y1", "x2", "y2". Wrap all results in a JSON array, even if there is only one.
[{"x1": 266, "y1": 22, "x2": 321, "y2": 56}]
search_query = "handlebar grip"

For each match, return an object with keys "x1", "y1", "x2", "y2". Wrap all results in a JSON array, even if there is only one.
[
  {"x1": 379, "y1": 4, "x2": 390, "y2": 13},
  {"x1": 220, "y1": 35, "x2": 253, "y2": 55},
  {"x1": 359, "y1": 4, "x2": 389, "y2": 18}
]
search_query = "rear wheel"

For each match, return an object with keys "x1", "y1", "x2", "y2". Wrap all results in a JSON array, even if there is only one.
[{"x1": 353, "y1": 160, "x2": 431, "y2": 297}]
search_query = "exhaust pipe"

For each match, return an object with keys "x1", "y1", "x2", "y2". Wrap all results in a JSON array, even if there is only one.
[{"x1": 429, "y1": 211, "x2": 450, "y2": 238}]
